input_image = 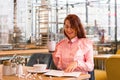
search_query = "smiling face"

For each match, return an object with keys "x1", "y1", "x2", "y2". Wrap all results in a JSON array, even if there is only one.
[{"x1": 64, "y1": 20, "x2": 77, "y2": 40}]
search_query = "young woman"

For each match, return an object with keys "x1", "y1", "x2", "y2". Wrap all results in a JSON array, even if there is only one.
[{"x1": 52, "y1": 14, "x2": 94, "y2": 74}]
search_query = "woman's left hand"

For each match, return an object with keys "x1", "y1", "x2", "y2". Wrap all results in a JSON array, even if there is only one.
[{"x1": 64, "y1": 61, "x2": 78, "y2": 72}]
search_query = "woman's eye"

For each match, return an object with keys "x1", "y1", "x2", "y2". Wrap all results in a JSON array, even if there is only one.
[{"x1": 64, "y1": 25, "x2": 70, "y2": 28}]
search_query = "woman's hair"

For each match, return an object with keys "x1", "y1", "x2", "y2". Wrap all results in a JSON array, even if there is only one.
[{"x1": 64, "y1": 14, "x2": 86, "y2": 39}]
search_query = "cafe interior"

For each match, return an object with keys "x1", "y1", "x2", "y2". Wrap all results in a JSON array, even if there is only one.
[{"x1": 0, "y1": 0, "x2": 120, "y2": 80}]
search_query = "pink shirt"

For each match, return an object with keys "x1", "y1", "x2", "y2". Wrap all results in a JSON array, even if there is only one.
[{"x1": 52, "y1": 37, "x2": 94, "y2": 73}]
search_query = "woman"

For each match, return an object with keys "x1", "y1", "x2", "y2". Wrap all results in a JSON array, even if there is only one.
[{"x1": 52, "y1": 14, "x2": 94, "y2": 73}]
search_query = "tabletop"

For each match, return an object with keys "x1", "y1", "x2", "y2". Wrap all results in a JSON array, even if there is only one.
[
  {"x1": 0, "y1": 49, "x2": 49, "y2": 56},
  {"x1": 1, "y1": 65, "x2": 90, "y2": 80},
  {"x1": 94, "y1": 54, "x2": 114, "y2": 70},
  {"x1": 94, "y1": 54, "x2": 114, "y2": 59}
]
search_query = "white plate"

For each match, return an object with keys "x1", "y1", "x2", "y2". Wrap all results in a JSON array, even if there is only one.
[{"x1": 27, "y1": 69, "x2": 49, "y2": 73}]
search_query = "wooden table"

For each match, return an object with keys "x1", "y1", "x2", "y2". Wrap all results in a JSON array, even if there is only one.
[
  {"x1": 0, "y1": 49, "x2": 49, "y2": 64},
  {"x1": 94, "y1": 54, "x2": 113, "y2": 59},
  {"x1": 1, "y1": 66, "x2": 90, "y2": 80},
  {"x1": 3, "y1": 74, "x2": 90, "y2": 80},
  {"x1": 0, "y1": 49, "x2": 49, "y2": 56},
  {"x1": 94, "y1": 54, "x2": 114, "y2": 70}
]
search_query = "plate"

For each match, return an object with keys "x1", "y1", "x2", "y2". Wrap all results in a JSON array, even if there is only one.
[{"x1": 27, "y1": 69, "x2": 49, "y2": 73}]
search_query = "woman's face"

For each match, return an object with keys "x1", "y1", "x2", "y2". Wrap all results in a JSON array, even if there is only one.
[{"x1": 64, "y1": 20, "x2": 77, "y2": 39}]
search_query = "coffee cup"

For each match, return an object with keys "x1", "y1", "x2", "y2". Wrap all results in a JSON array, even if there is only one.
[
  {"x1": 47, "y1": 41, "x2": 56, "y2": 52},
  {"x1": 33, "y1": 64, "x2": 47, "y2": 71}
]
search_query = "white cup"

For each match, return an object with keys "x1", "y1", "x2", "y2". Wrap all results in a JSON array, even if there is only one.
[
  {"x1": 47, "y1": 41, "x2": 56, "y2": 51},
  {"x1": 33, "y1": 64, "x2": 47, "y2": 71}
]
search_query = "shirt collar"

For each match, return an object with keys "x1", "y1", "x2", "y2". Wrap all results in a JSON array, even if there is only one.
[{"x1": 67, "y1": 37, "x2": 78, "y2": 43}]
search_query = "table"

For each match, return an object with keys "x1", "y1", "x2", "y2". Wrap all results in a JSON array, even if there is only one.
[
  {"x1": 0, "y1": 49, "x2": 50, "y2": 61},
  {"x1": 94, "y1": 43, "x2": 112, "y2": 54},
  {"x1": 0, "y1": 49, "x2": 48, "y2": 56},
  {"x1": 0, "y1": 49, "x2": 49, "y2": 64},
  {"x1": 1, "y1": 66, "x2": 90, "y2": 80},
  {"x1": 94, "y1": 54, "x2": 114, "y2": 70}
]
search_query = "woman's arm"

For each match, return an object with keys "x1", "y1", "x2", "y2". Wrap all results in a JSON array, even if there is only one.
[{"x1": 74, "y1": 40, "x2": 94, "y2": 72}]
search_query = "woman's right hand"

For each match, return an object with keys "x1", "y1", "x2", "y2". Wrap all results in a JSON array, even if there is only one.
[{"x1": 64, "y1": 61, "x2": 77, "y2": 72}]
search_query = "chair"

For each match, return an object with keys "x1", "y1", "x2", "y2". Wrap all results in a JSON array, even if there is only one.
[
  {"x1": 88, "y1": 70, "x2": 95, "y2": 80},
  {"x1": 106, "y1": 55, "x2": 120, "y2": 80},
  {"x1": 27, "y1": 53, "x2": 95, "y2": 80},
  {"x1": 116, "y1": 49, "x2": 120, "y2": 54},
  {"x1": 49, "y1": 56, "x2": 57, "y2": 70},
  {"x1": 94, "y1": 69, "x2": 107, "y2": 80},
  {"x1": 26, "y1": 53, "x2": 52, "y2": 69}
]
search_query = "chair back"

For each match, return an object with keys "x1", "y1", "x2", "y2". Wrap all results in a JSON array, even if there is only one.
[
  {"x1": 106, "y1": 55, "x2": 120, "y2": 80},
  {"x1": 49, "y1": 56, "x2": 57, "y2": 70},
  {"x1": 116, "y1": 49, "x2": 120, "y2": 54},
  {"x1": 88, "y1": 70, "x2": 95, "y2": 80},
  {"x1": 26, "y1": 53, "x2": 52, "y2": 69},
  {"x1": 27, "y1": 53, "x2": 95, "y2": 80}
]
